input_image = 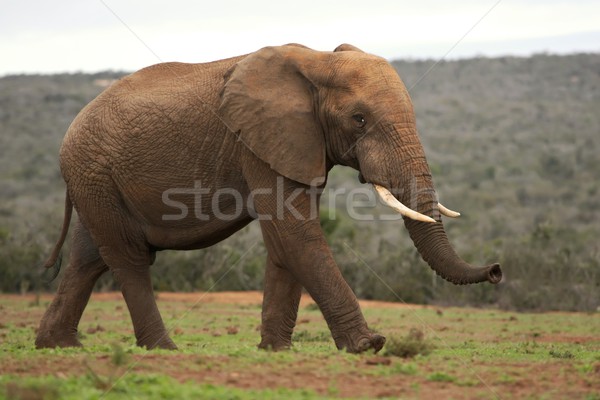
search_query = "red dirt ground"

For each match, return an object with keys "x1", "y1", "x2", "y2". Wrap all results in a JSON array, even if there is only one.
[{"x1": 1, "y1": 292, "x2": 598, "y2": 399}]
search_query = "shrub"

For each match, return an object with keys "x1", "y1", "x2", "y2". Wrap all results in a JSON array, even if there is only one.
[{"x1": 384, "y1": 328, "x2": 435, "y2": 358}]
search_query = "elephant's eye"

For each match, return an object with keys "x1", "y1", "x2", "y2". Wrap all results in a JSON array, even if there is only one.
[{"x1": 352, "y1": 113, "x2": 366, "y2": 128}]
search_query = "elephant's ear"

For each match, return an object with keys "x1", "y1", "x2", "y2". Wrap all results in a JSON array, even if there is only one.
[
  {"x1": 218, "y1": 45, "x2": 326, "y2": 186},
  {"x1": 334, "y1": 43, "x2": 365, "y2": 53}
]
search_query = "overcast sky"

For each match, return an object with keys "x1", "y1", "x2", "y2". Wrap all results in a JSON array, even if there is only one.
[{"x1": 1, "y1": 0, "x2": 599, "y2": 76}]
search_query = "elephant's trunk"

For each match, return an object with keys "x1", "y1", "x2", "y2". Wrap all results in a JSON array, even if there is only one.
[
  {"x1": 375, "y1": 175, "x2": 502, "y2": 284},
  {"x1": 390, "y1": 145, "x2": 501, "y2": 285},
  {"x1": 404, "y1": 218, "x2": 502, "y2": 285},
  {"x1": 360, "y1": 122, "x2": 501, "y2": 285}
]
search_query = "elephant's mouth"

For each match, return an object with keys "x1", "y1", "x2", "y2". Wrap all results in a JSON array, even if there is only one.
[
  {"x1": 371, "y1": 184, "x2": 461, "y2": 223},
  {"x1": 358, "y1": 172, "x2": 460, "y2": 222}
]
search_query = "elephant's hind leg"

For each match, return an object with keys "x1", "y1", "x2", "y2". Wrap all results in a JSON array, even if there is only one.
[
  {"x1": 73, "y1": 182, "x2": 176, "y2": 351},
  {"x1": 36, "y1": 221, "x2": 108, "y2": 349},
  {"x1": 258, "y1": 256, "x2": 302, "y2": 351}
]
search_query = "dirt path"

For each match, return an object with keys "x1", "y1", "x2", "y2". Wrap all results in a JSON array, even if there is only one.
[{"x1": 17, "y1": 290, "x2": 422, "y2": 309}]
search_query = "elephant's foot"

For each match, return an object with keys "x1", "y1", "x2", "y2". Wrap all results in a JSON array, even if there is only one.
[
  {"x1": 35, "y1": 329, "x2": 83, "y2": 349},
  {"x1": 258, "y1": 335, "x2": 292, "y2": 351},
  {"x1": 334, "y1": 332, "x2": 386, "y2": 354},
  {"x1": 136, "y1": 333, "x2": 178, "y2": 350}
]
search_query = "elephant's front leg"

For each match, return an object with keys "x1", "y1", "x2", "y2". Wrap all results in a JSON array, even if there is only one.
[
  {"x1": 259, "y1": 255, "x2": 303, "y2": 350},
  {"x1": 259, "y1": 218, "x2": 384, "y2": 353},
  {"x1": 110, "y1": 266, "x2": 177, "y2": 350},
  {"x1": 248, "y1": 171, "x2": 385, "y2": 353}
]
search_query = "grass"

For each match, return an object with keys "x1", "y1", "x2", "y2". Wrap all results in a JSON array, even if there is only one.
[
  {"x1": 426, "y1": 372, "x2": 455, "y2": 383},
  {"x1": 1, "y1": 374, "x2": 320, "y2": 400},
  {"x1": 0, "y1": 292, "x2": 599, "y2": 399}
]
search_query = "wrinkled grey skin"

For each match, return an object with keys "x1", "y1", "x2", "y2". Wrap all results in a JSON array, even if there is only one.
[{"x1": 36, "y1": 44, "x2": 501, "y2": 353}]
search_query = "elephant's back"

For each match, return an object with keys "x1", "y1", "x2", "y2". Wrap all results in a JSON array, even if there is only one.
[
  {"x1": 58, "y1": 54, "x2": 250, "y2": 231},
  {"x1": 59, "y1": 55, "x2": 246, "y2": 176}
]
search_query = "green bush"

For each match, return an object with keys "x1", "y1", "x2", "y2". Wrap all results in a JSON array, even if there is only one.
[{"x1": 384, "y1": 328, "x2": 435, "y2": 358}]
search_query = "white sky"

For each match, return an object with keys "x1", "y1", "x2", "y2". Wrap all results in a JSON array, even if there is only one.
[{"x1": 1, "y1": 0, "x2": 599, "y2": 75}]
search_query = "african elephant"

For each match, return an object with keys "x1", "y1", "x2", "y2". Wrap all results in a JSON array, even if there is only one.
[{"x1": 35, "y1": 43, "x2": 502, "y2": 353}]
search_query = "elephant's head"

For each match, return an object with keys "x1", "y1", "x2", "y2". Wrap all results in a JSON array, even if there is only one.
[{"x1": 219, "y1": 44, "x2": 502, "y2": 285}]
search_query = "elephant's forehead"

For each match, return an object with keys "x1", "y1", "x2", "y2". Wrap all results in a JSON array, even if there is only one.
[{"x1": 334, "y1": 56, "x2": 401, "y2": 87}]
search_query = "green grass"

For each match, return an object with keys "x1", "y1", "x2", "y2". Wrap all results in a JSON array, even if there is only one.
[
  {"x1": 0, "y1": 293, "x2": 599, "y2": 399},
  {"x1": 0, "y1": 374, "x2": 320, "y2": 400},
  {"x1": 427, "y1": 372, "x2": 455, "y2": 383}
]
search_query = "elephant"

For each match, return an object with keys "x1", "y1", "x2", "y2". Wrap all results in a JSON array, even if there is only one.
[{"x1": 35, "y1": 43, "x2": 502, "y2": 354}]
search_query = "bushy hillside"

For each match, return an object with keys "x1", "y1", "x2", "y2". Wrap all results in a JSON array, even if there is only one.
[{"x1": 1, "y1": 53, "x2": 598, "y2": 311}]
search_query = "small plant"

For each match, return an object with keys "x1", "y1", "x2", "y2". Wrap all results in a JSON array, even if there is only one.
[
  {"x1": 427, "y1": 372, "x2": 456, "y2": 383},
  {"x1": 518, "y1": 341, "x2": 539, "y2": 355},
  {"x1": 549, "y1": 349, "x2": 575, "y2": 359},
  {"x1": 384, "y1": 328, "x2": 435, "y2": 358},
  {"x1": 111, "y1": 342, "x2": 129, "y2": 366}
]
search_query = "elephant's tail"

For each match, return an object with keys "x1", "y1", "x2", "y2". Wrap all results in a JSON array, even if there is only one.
[{"x1": 42, "y1": 192, "x2": 73, "y2": 281}]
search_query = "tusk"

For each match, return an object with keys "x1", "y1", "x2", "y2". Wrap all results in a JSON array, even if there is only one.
[
  {"x1": 373, "y1": 184, "x2": 436, "y2": 223},
  {"x1": 438, "y1": 203, "x2": 461, "y2": 218}
]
